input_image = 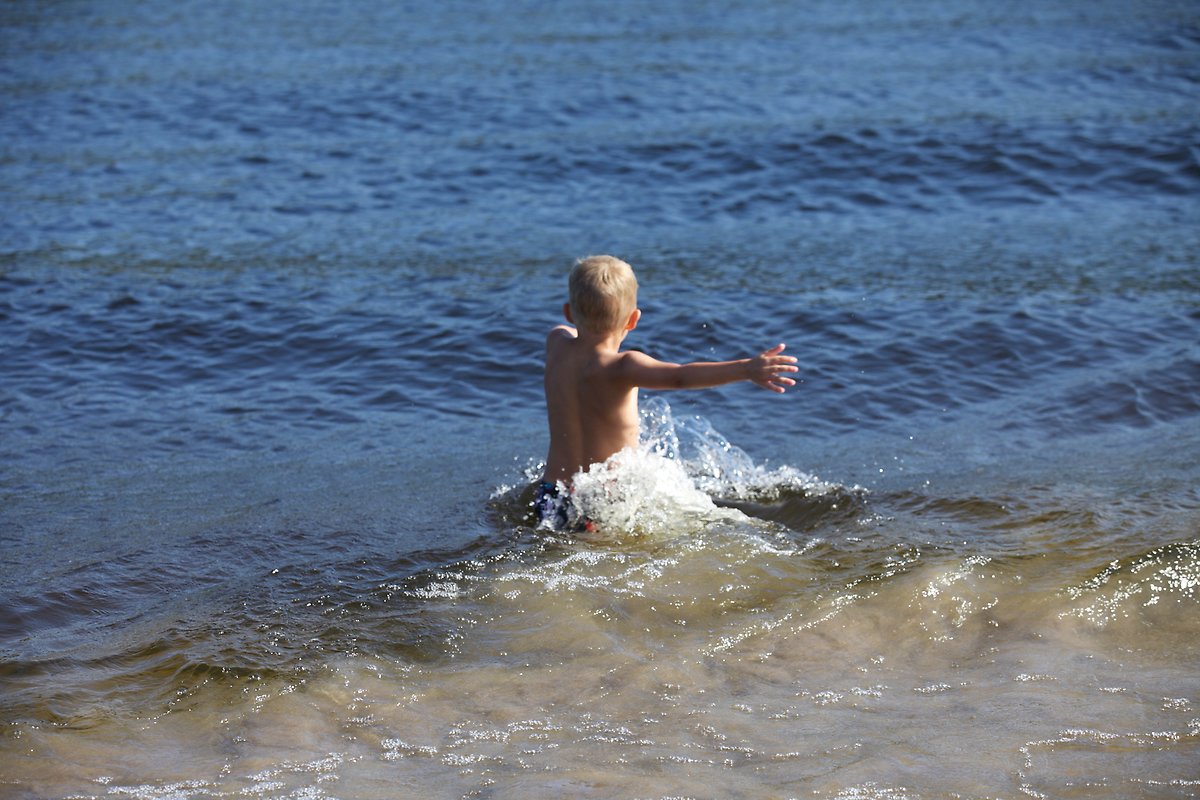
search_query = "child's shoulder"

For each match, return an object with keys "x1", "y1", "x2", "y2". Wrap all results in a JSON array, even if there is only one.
[
  {"x1": 546, "y1": 324, "x2": 577, "y2": 346},
  {"x1": 545, "y1": 326, "x2": 578, "y2": 363}
]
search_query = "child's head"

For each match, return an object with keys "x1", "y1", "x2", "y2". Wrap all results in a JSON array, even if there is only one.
[{"x1": 568, "y1": 255, "x2": 639, "y2": 335}]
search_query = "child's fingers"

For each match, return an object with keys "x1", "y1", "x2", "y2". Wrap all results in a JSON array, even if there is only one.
[
  {"x1": 764, "y1": 353, "x2": 798, "y2": 365},
  {"x1": 753, "y1": 345, "x2": 798, "y2": 392},
  {"x1": 755, "y1": 377, "x2": 792, "y2": 392},
  {"x1": 761, "y1": 343, "x2": 787, "y2": 357}
]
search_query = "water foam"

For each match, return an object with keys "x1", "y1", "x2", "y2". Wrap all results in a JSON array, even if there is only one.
[
  {"x1": 640, "y1": 396, "x2": 841, "y2": 500},
  {"x1": 569, "y1": 447, "x2": 728, "y2": 536}
]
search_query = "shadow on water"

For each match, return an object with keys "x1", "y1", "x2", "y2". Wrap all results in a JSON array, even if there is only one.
[{"x1": 715, "y1": 484, "x2": 866, "y2": 533}]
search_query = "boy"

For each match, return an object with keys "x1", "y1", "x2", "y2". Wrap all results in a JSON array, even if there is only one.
[{"x1": 536, "y1": 254, "x2": 799, "y2": 529}]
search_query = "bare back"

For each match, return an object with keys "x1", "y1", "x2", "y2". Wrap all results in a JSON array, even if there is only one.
[
  {"x1": 540, "y1": 314, "x2": 798, "y2": 485},
  {"x1": 542, "y1": 326, "x2": 640, "y2": 484}
]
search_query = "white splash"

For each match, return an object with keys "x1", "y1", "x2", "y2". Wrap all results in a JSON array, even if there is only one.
[
  {"x1": 570, "y1": 446, "x2": 734, "y2": 535},
  {"x1": 640, "y1": 396, "x2": 840, "y2": 500}
]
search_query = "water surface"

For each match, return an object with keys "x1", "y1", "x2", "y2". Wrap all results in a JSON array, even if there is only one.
[{"x1": 2, "y1": 0, "x2": 1199, "y2": 797}]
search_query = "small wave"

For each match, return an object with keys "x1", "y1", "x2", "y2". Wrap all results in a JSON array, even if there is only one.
[
  {"x1": 1027, "y1": 357, "x2": 1200, "y2": 434},
  {"x1": 1061, "y1": 539, "x2": 1200, "y2": 631}
]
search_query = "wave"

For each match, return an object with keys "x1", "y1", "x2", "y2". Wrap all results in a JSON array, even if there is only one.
[{"x1": 3, "y1": 411, "x2": 1196, "y2": 765}]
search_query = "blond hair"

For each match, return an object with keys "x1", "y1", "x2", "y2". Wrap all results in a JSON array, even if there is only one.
[{"x1": 568, "y1": 255, "x2": 638, "y2": 334}]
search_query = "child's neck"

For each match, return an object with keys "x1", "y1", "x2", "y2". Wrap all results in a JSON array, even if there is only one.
[{"x1": 576, "y1": 327, "x2": 628, "y2": 353}]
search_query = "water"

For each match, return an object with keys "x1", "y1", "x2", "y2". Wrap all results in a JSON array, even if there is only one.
[{"x1": 2, "y1": 0, "x2": 1199, "y2": 797}]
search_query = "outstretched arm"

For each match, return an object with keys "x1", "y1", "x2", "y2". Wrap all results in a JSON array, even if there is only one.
[{"x1": 621, "y1": 343, "x2": 799, "y2": 393}]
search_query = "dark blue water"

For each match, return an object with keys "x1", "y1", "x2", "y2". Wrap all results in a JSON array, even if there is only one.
[{"x1": 2, "y1": 1, "x2": 1199, "y2": 797}]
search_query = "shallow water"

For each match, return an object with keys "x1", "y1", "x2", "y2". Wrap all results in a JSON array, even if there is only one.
[{"x1": 2, "y1": 0, "x2": 1199, "y2": 798}]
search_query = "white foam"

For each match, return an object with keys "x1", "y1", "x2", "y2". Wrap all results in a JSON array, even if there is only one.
[
  {"x1": 570, "y1": 446, "x2": 732, "y2": 535},
  {"x1": 640, "y1": 396, "x2": 842, "y2": 500}
]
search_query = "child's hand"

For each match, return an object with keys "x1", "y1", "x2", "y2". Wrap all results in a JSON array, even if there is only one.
[{"x1": 749, "y1": 343, "x2": 799, "y2": 393}]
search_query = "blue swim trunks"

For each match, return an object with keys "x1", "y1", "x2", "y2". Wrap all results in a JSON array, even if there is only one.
[{"x1": 534, "y1": 481, "x2": 594, "y2": 532}]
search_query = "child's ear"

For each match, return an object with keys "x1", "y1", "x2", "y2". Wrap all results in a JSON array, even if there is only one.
[
  {"x1": 562, "y1": 303, "x2": 574, "y2": 323},
  {"x1": 625, "y1": 308, "x2": 641, "y2": 331}
]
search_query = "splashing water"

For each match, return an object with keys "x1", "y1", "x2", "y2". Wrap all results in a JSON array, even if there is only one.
[
  {"x1": 524, "y1": 397, "x2": 855, "y2": 538},
  {"x1": 640, "y1": 396, "x2": 846, "y2": 500}
]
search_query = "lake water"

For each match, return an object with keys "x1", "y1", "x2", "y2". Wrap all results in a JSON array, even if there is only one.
[{"x1": 2, "y1": 1, "x2": 1199, "y2": 798}]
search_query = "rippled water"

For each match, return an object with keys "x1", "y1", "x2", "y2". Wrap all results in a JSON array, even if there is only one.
[{"x1": 2, "y1": 0, "x2": 1199, "y2": 798}]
